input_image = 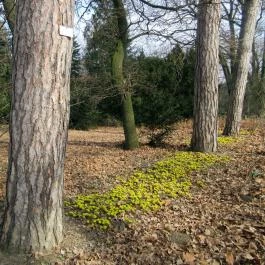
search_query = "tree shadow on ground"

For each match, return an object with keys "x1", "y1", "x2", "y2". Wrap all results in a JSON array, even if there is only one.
[{"x1": 68, "y1": 140, "x2": 124, "y2": 149}]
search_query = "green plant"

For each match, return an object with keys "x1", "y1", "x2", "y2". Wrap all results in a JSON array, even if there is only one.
[
  {"x1": 65, "y1": 152, "x2": 229, "y2": 229},
  {"x1": 217, "y1": 136, "x2": 238, "y2": 145}
]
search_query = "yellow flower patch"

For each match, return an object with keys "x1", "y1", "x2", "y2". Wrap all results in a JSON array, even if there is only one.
[{"x1": 65, "y1": 152, "x2": 229, "y2": 229}]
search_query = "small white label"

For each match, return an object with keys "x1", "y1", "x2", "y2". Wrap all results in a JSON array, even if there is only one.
[{"x1": 59, "y1": 26, "x2": 74, "y2": 38}]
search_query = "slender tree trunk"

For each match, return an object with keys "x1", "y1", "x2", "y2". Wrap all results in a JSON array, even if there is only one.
[
  {"x1": 228, "y1": 1, "x2": 237, "y2": 83},
  {"x1": 220, "y1": 52, "x2": 232, "y2": 94},
  {"x1": 251, "y1": 41, "x2": 260, "y2": 78},
  {"x1": 0, "y1": 0, "x2": 74, "y2": 253},
  {"x1": 261, "y1": 32, "x2": 265, "y2": 116},
  {"x1": 220, "y1": 0, "x2": 237, "y2": 96},
  {"x1": 262, "y1": 32, "x2": 265, "y2": 79},
  {"x1": 122, "y1": 91, "x2": 139, "y2": 149},
  {"x1": 191, "y1": 0, "x2": 220, "y2": 152},
  {"x1": 112, "y1": 0, "x2": 139, "y2": 150},
  {"x1": 223, "y1": 0, "x2": 260, "y2": 136}
]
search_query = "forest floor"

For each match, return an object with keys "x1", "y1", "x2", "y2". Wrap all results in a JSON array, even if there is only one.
[{"x1": 0, "y1": 119, "x2": 264, "y2": 265}]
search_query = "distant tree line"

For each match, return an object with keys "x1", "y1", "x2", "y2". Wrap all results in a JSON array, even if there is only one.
[{"x1": 70, "y1": 39, "x2": 195, "y2": 130}]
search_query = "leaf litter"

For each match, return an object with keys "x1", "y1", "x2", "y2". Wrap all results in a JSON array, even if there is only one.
[{"x1": 0, "y1": 119, "x2": 264, "y2": 264}]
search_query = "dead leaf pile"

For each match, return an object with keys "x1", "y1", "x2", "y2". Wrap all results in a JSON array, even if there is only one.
[{"x1": 0, "y1": 119, "x2": 264, "y2": 264}]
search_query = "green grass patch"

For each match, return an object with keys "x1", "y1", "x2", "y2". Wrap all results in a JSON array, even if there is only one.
[{"x1": 65, "y1": 152, "x2": 229, "y2": 229}]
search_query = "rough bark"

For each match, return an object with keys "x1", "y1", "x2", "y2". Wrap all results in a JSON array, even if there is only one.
[
  {"x1": 223, "y1": 0, "x2": 260, "y2": 136},
  {"x1": 112, "y1": 0, "x2": 139, "y2": 150},
  {"x1": 191, "y1": 0, "x2": 220, "y2": 152},
  {"x1": 0, "y1": 0, "x2": 74, "y2": 253}
]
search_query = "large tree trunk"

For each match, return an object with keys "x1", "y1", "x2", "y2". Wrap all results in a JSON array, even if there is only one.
[
  {"x1": 112, "y1": 0, "x2": 139, "y2": 150},
  {"x1": 223, "y1": 0, "x2": 260, "y2": 136},
  {"x1": 0, "y1": 0, "x2": 74, "y2": 253},
  {"x1": 191, "y1": 0, "x2": 220, "y2": 152}
]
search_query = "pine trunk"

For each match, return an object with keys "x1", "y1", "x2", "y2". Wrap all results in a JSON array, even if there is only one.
[
  {"x1": 223, "y1": 0, "x2": 260, "y2": 136},
  {"x1": 191, "y1": 0, "x2": 220, "y2": 152},
  {"x1": 0, "y1": 0, "x2": 74, "y2": 252}
]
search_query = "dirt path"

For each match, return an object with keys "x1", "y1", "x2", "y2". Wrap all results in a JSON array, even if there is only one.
[{"x1": 0, "y1": 120, "x2": 264, "y2": 264}]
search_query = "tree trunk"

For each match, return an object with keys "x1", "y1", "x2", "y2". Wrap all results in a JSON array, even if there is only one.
[
  {"x1": 122, "y1": 91, "x2": 139, "y2": 149},
  {"x1": 261, "y1": 32, "x2": 265, "y2": 79},
  {"x1": 261, "y1": 32, "x2": 265, "y2": 116},
  {"x1": 112, "y1": 39, "x2": 139, "y2": 149},
  {"x1": 220, "y1": 0, "x2": 237, "y2": 96},
  {"x1": 220, "y1": 52, "x2": 232, "y2": 94},
  {"x1": 227, "y1": 1, "x2": 237, "y2": 83},
  {"x1": 0, "y1": 0, "x2": 74, "y2": 253},
  {"x1": 191, "y1": 0, "x2": 220, "y2": 152},
  {"x1": 112, "y1": 0, "x2": 139, "y2": 150},
  {"x1": 223, "y1": 0, "x2": 260, "y2": 136}
]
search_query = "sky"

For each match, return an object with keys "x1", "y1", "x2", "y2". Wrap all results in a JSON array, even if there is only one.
[{"x1": 73, "y1": 0, "x2": 197, "y2": 57}]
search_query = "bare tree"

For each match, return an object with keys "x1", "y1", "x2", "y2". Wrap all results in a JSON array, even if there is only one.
[
  {"x1": 219, "y1": 0, "x2": 241, "y2": 95},
  {"x1": 260, "y1": 31, "x2": 265, "y2": 115},
  {"x1": 112, "y1": 0, "x2": 139, "y2": 149},
  {"x1": 223, "y1": 0, "x2": 261, "y2": 135},
  {"x1": 0, "y1": 0, "x2": 74, "y2": 252}
]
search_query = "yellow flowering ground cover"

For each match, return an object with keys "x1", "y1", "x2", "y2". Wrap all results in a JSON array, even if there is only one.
[{"x1": 66, "y1": 151, "x2": 229, "y2": 229}]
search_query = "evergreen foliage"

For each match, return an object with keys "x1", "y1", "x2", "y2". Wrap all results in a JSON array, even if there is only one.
[
  {"x1": 69, "y1": 1, "x2": 196, "y2": 130},
  {"x1": 77, "y1": 44, "x2": 196, "y2": 129},
  {"x1": 71, "y1": 38, "x2": 82, "y2": 77},
  {"x1": 133, "y1": 47, "x2": 195, "y2": 126}
]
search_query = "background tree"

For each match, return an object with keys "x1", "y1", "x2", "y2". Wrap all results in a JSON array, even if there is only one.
[
  {"x1": 69, "y1": 37, "x2": 93, "y2": 129},
  {"x1": 132, "y1": 46, "x2": 195, "y2": 145},
  {"x1": 70, "y1": 4, "x2": 118, "y2": 129},
  {"x1": 0, "y1": 0, "x2": 74, "y2": 252},
  {"x1": 219, "y1": 0, "x2": 242, "y2": 96},
  {"x1": 112, "y1": 0, "x2": 139, "y2": 149},
  {"x1": 191, "y1": 0, "x2": 220, "y2": 152},
  {"x1": 71, "y1": 37, "x2": 82, "y2": 77},
  {"x1": 1, "y1": 0, "x2": 15, "y2": 34},
  {"x1": 0, "y1": 27, "x2": 11, "y2": 124},
  {"x1": 223, "y1": 0, "x2": 261, "y2": 135},
  {"x1": 261, "y1": 32, "x2": 265, "y2": 115}
]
